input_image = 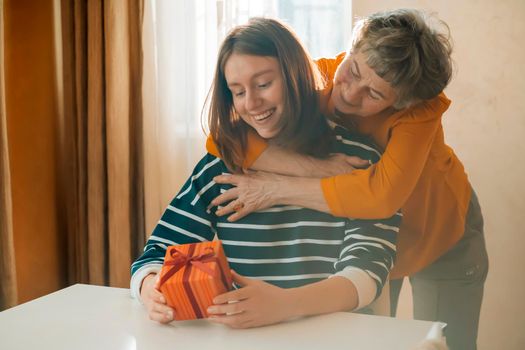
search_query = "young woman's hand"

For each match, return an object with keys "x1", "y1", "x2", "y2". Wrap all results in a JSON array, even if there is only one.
[
  {"x1": 207, "y1": 271, "x2": 294, "y2": 329},
  {"x1": 211, "y1": 171, "x2": 283, "y2": 221},
  {"x1": 140, "y1": 273, "x2": 175, "y2": 323}
]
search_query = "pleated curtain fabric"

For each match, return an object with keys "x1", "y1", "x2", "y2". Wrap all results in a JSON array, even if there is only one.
[
  {"x1": 58, "y1": 0, "x2": 145, "y2": 288},
  {"x1": 0, "y1": 0, "x2": 18, "y2": 311}
]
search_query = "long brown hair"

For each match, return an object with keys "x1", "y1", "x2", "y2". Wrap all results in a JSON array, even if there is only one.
[{"x1": 205, "y1": 17, "x2": 333, "y2": 172}]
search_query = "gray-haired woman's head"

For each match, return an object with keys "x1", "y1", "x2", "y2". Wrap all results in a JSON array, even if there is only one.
[{"x1": 351, "y1": 9, "x2": 453, "y2": 109}]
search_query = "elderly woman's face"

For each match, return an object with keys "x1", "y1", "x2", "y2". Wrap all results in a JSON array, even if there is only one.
[{"x1": 332, "y1": 51, "x2": 397, "y2": 117}]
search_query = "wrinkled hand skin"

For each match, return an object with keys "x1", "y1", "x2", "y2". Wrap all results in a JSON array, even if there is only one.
[
  {"x1": 140, "y1": 273, "x2": 176, "y2": 323},
  {"x1": 211, "y1": 171, "x2": 283, "y2": 222},
  {"x1": 207, "y1": 270, "x2": 293, "y2": 329},
  {"x1": 209, "y1": 154, "x2": 368, "y2": 222}
]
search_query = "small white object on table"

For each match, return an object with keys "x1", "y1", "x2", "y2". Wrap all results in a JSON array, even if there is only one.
[{"x1": 0, "y1": 284, "x2": 442, "y2": 350}]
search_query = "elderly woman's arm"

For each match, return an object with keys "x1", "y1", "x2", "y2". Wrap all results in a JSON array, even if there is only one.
[
  {"x1": 211, "y1": 172, "x2": 330, "y2": 220},
  {"x1": 211, "y1": 94, "x2": 449, "y2": 221},
  {"x1": 206, "y1": 132, "x2": 364, "y2": 178}
]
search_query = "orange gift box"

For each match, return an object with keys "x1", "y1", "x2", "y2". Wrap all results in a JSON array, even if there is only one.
[{"x1": 158, "y1": 240, "x2": 233, "y2": 321}]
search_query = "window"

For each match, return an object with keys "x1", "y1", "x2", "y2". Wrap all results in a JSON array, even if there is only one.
[
  {"x1": 142, "y1": 0, "x2": 353, "y2": 232},
  {"x1": 218, "y1": 0, "x2": 352, "y2": 58}
]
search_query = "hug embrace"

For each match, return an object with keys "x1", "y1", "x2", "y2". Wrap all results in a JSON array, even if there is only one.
[{"x1": 132, "y1": 9, "x2": 488, "y2": 350}]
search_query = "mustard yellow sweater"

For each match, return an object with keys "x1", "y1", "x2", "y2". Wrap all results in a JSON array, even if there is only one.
[{"x1": 207, "y1": 53, "x2": 471, "y2": 278}]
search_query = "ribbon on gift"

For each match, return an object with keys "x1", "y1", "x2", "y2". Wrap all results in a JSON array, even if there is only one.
[{"x1": 159, "y1": 244, "x2": 230, "y2": 319}]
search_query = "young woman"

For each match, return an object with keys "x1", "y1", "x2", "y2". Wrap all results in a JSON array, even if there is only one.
[
  {"x1": 131, "y1": 17, "x2": 399, "y2": 329},
  {"x1": 207, "y1": 9, "x2": 487, "y2": 350}
]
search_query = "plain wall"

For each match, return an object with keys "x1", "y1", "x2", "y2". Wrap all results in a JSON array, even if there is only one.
[{"x1": 352, "y1": 1, "x2": 525, "y2": 349}]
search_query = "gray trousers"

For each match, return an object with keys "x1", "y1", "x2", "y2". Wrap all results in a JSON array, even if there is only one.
[{"x1": 390, "y1": 189, "x2": 489, "y2": 350}]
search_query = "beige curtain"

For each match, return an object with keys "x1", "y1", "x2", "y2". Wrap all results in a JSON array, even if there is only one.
[
  {"x1": 0, "y1": 0, "x2": 18, "y2": 310},
  {"x1": 57, "y1": 0, "x2": 145, "y2": 288},
  {"x1": 141, "y1": 1, "x2": 211, "y2": 235}
]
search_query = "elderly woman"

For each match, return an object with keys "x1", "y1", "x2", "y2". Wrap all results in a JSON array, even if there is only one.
[{"x1": 208, "y1": 9, "x2": 487, "y2": 350}]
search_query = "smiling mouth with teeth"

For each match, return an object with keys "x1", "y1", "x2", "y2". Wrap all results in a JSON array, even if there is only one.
[{"x1": 253, "y1": 108, "x2": 275, "y2": 121}]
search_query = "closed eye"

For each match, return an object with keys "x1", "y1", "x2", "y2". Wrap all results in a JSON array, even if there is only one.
[
  {"x1": 258, "y1": 81, "x2": 272, "y2": 89},
  {"x1": 368, "y1": 91, "x2": 381, "y2": 100},
  {"x1": 369, "y1": 87, "x2": 386, "y2": 100},
  {"x1": 350, "y1": 68, "x2": 360, "y2": 80}
]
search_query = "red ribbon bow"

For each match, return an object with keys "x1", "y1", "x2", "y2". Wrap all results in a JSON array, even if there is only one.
[{"x1": 159, "y1": 246, "x2": 218, "y2": 288}]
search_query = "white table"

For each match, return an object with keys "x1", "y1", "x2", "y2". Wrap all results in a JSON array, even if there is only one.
[{"x1": 0, "y1": 284, "x2": 441, "y2": 350}]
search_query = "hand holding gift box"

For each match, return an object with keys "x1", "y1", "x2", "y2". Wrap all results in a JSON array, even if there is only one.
[{"x1": 158, "y1": 240, "x2": 233, "y2": 321}]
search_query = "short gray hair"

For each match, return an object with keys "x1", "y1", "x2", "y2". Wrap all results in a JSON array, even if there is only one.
[{"x1": 351, "y1": 9, "x2": 453, "y2": 109}]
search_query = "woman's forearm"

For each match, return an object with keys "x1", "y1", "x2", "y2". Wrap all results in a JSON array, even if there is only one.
[
  {"x1": 252, "y1": 144, "x2": 364, "y2": 178},
  {"x1": 211, "y1": 172, "x2": 332, "y2": 220},
  {"x1": 273, "y1": 175, "x2": 331, "y2": 213},
  {"x1": 285, "y1": 276, "x2": 358, "y2": 318},
  {"x1": 251, "y1": 145, "x2": 327, "y2": 177}
]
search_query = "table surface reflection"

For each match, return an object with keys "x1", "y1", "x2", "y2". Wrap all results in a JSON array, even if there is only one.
[{"x1": 0, "y1": 284, "x2": 438, "y2": 350}]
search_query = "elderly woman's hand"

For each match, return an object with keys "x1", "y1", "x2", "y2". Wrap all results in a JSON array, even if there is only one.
[{"x1": 211, "y1": 171, "x2": 284, "y2": 221}]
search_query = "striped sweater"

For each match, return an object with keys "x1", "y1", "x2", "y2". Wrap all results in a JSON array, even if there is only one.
[{"x1": 131, "y1": 126, "x2": 400, "y2": 309}]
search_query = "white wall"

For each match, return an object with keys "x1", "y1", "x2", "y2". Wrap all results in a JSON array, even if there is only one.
[{"x1": 352, "y1": 1, "x2": 525, "y2": 349}]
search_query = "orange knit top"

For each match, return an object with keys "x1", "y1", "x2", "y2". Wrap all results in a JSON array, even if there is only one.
[{"x1": 207, "y1": 53, "x2": 472, "y2": 278}]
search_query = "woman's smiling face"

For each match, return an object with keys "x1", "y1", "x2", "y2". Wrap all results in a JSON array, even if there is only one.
[
  {"x1": 331, "y1": 51, "x2": 398, "y2": 117},
  {"x1": 225, "y1": 53, "x2": 285, "y2": 139}
]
